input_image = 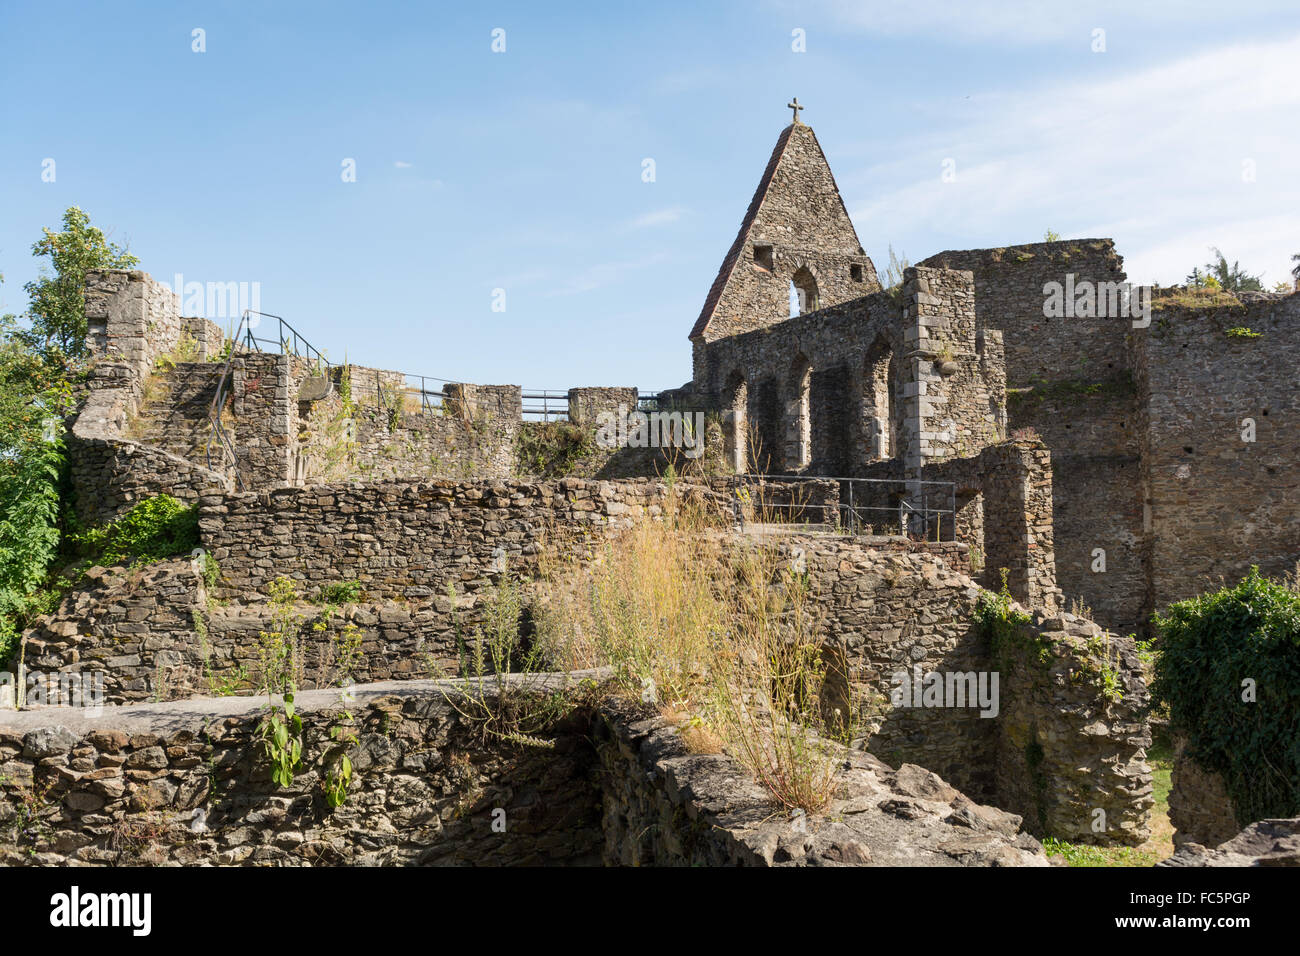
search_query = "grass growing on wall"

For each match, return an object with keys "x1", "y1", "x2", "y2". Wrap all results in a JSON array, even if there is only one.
[
  {"x1": 534, "y1": 489, "x2": 848, "y2": 812},
  {"x1": 515, "y1": 421, "x2": 595, "y2": 477}
]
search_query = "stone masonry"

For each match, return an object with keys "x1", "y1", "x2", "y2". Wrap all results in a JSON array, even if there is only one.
[{"x1": 0, "y1": 678, "x2": 1049, "y2": 867}]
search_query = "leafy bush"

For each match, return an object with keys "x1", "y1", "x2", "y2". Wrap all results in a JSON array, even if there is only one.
[
  {"x1": 1151, "y1": 568, "x2": 1300, "y2": 826},
  {"x1": 71, "y1": 495, "x2": 199, "y2": 566},
  {"x1": 318, "y1": 580, "x2": 363, "y2": 606}
]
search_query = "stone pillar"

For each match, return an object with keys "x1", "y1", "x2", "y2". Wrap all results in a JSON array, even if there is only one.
[
  {"x1": 567, "y1": 387, "x2": 638, "y2": 427},
  {"x1": 232, "y1": 353, "x2": 294, "y2": 489},
  {"x1": 900, "y1": 266, "x2": 993, "y2": 477},
  {"x1": 979, "y1": 441, "x2": 1060, "y2": 611}
]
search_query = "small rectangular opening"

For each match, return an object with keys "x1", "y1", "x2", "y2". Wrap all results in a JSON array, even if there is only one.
[
  {"x1": 850, "y1": 264, "x2": 864, "y2": 281},
  {"x1": 753, "y1": 244, "x2": 774, "y2": 272}
]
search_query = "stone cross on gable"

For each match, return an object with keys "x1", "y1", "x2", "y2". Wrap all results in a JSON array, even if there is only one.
[{"x1": 788, "y1": 98, "x2": 804, "y2": 123}]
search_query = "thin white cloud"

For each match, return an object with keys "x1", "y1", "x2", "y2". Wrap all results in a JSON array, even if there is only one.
[
  {"x1": 394, "y1": 160, "x2": 413, "y2": 168},
  {"x1": 545, "y1": 252, "x2": 671, "y2": 297},
  {"x1": 629, "y1": 207, "x2": 686, "y2": 229},
  {"x1": 845, "y1": 33, "x2": 1300, "y2": 285},
  {"x1": 795, "y1": 0, "x2": 1296, "y2": 45}
]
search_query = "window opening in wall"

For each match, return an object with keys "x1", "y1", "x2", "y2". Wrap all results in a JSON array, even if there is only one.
[
  {"x1": 790, "y1": 267, "x2": 819, "y2": 317},
  {"x1": 753, "y1": 244, "x2": 774, "y2": 272}
]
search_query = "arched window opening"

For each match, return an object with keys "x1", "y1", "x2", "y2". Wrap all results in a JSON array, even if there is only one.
[{"x1": 789, "y1": 267, "x2": 819, "y2": 317}]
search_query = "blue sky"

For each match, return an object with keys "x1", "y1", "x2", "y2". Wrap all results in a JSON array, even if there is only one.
[{"x1": 3, "y1": 1, "x2": 1298, "y2": 390}]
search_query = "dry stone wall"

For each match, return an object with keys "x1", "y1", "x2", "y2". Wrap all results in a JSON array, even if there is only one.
[
  {"x1": 0, "y1": 679, "x2": 1048, "y2": 867},
  {"x1": 197, "y1": 478, "x2": 678, "y2": 601},
  {"x1": 1167, "y1": 736, "x2": 1242, "y2": 849}
]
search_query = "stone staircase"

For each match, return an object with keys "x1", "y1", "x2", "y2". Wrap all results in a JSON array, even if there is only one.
[{"x1": 127, "y1": 361, "x2": 228, "y2": 468}]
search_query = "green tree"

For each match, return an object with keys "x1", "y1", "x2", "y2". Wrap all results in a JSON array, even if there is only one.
[
  {"x1": 1291, "y1": 253, "x2": 1299, "y2": 285},
  {"x1": 0, "y1": 207, "x2": 130, "y2": 662},
  {"x1": 20, "y1": 206, "x2": 138, "y2": 369},
  {"x1": 1187, "y1": 247, "x2": 1262, "y2": 292},
  {"x1": 0, "y1": 308, "x2": 72, "y2": 665}
]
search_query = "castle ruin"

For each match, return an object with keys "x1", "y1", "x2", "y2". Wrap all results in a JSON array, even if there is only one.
[{"x1": 4, "y1": 110, "x2": 1294, "y2": 865}]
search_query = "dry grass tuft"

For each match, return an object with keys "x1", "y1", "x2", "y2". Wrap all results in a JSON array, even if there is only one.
[{"x1": 535, "y1": 483, "x2": 849, "y2": 812}]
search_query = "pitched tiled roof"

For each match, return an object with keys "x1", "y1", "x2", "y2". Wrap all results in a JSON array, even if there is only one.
[{"x1": 688, "y1": 124, "x2": 796, "y2": 341}]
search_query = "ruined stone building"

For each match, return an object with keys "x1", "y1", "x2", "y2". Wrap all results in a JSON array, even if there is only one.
[
  {"x1": 684, "y1": 113, "x2": 1300, "y2": 637},
  {"x1": 12, "y1": 111, "x2": 1297, "y2": 864}
]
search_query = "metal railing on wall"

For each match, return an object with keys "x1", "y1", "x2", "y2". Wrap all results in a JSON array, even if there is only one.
[
  {"x1": 348, "y1": 371, "x2": 448, "y2": 416},
  {"x1": 732, "y1": 474, "x2": 957, "y2": 541},
  {"x1": 522, "y1": 391, "x2": 569, "y2": 421},
  {"x1": 220, "y1": 310, "x2": 665, "y2": 425},
  {"x1": 240, "y1": 312, "x2": 331, "y2": 370}
]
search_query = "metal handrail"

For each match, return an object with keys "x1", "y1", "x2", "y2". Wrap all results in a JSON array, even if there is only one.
[
  {"x1": 241, "y1": 312, "x2": 331, "y2": 370},
  {"x1": 522, "y1": 391, "x2": 568, "y2": 421},
  {"x1": 731, "y1": 473, "x2": 957, "y2": 541},
  {"x1": 204, "y1": 310, "x2": 254, "y2": 489}
]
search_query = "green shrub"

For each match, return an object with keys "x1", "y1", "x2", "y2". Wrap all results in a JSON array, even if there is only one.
[
  {"x1": 71, "y1": 495, "x2": 199, "y2": 567},
  {"x1": 1151, "y1": 567, "x2": 1300, "y2": 826},
  {"x1": 318, "y1": 580, "x2": 363, "y2": 606}
]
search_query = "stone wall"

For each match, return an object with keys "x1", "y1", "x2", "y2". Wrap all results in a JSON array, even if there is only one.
[
  {"x1": 18, "y1": 559, "x2": 441, "y2": 706},
  {"x1": 181, "y1": 315, "x2": 226, "y2": 360},
  {"x1": 566, "y1": 387, "x2": 638, "y2": 427},
  {"x1": 21, "y1": 562, "x2": 209, "y2": 706},
  {"x1": 294, "y1": 373, "x2": 521, "y2": 485},
  {"x1": 72, "y1": 271, "x2": 233, "y2": 524},
  {"x1": 990, "y1": 610, "x2": 1152, "y2": 845},
  {"x1": 0, "y1": 679, "x2": 1048, "y2": 867},
  {"x1": 689, "y1": 122, "x2": 880, "y2": 353},
  {"x1": 67, "y1": 429, "x2": 231, "y2": 527},
  {"x1": 1008, "y1": 379, "x2": 1144, "y2": 630},
  {"x1": 197, "y1": 478, "x2": 680, "y2": 601},
  {"x1": 693, "y1": 293, "x2": 898, "y2": 476},
  {"x1": 0, "y1": 677, "x2": 607, "y2": 866},
  {"x1": 919, "y1": 240, "x2": 1130, "y2": 386},
  {"x1": 918, "y1": 242, "x2": 1144, "y2": 633},
  {"x1": 923, "y1": 439, "x2": 1060, "y2": 612},
  {"x1": 1167, "y1": 737, "x2": 1241, "y2": 849},
  {"x1": 1133, "y1": 293, "x2": 1300, "y2": 615},
  {"x1": 786, "y1": 534, "x2": 1146, "y2": 843}
]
